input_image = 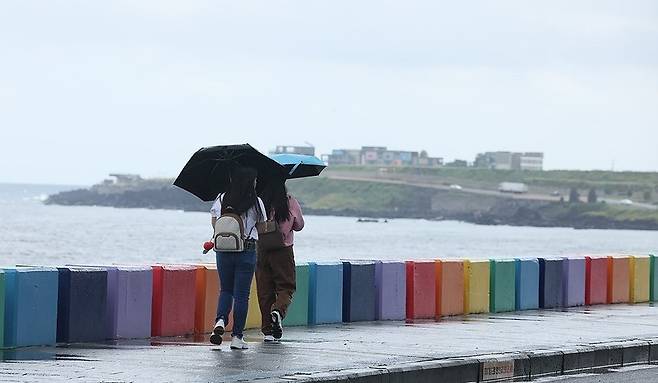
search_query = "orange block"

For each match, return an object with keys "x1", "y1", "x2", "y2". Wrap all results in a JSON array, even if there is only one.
[
  {"x1": 607, "y1": 256, "x2": 630, "y2": 304},
  {"x1": 194, "y1": 265, "x2": 219, "y2": 334},
  {"x1": 435, "y1": 260, "x2": 465, "y2": 317}
]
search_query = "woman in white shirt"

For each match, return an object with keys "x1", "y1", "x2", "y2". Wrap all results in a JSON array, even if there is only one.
[{"x1": 209, "y1": 166, "x2": 266, "y2": 350}]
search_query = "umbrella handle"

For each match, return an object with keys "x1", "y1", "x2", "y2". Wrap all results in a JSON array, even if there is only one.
[{"x1": 289, "y1": 162, "x2": 302, "y2": 176}]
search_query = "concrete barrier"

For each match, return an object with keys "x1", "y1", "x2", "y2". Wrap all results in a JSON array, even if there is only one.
[
  {"x1": 2, "y1": 268, "x2": 59, "y2": 348},
  {"x1": 375, "y1": 261, "x2": 406, "y2": 320},
  {"x1": 194, "y1": 265, "x2": 218, "y2": 334},
  {"x1": 464, "y1": 260, "x2": 490, "y2": 314},
  {"x1": 607, "y1": 256, "x2": 630, "y2": 304},
  {"x1": 585, "y1": 256, "x2": 608, "y2": 305},
  {"x1": 343, "y1": 261, "x2": 376, "y2": 322},
  {"x1": 515, "y1": 258, "x2": 539, "y2": 311},
  {"x1": 649, "y1": 254, "x2": 658, "y2": 302},
  {"x1": 309, "y1": 262, "x2": 343, "y2": 325},
  {"x1": 405, "y1": 261, "x2": 436, "y2": 320},
  {"x1": 57, "y1": 267, "x2": 108, "y2": 343},
  {"x1": 151, "y1": 265, "x2": 196, "y2": 337},
  {"x1": 539, "y1": 258, "x2": 564, "y2": 309},
  {"x1": 436, "y1": 260, "x2": 464, "y2": 317},
  {"x1": 629, "y1": 256, "x2": 650, "y2": 303},
  {"x1": 490, "y1": 259, "x2": 516, "y2": 313},
  {"x1": 562, "y1": 258, "x2": 585, "y2": 307},
  {"x1": 108, "y1": 266, "x2": 153, "y2": 339},
  {"x1": 284, "y1": 263, "x2": 310, "y2": 326}
]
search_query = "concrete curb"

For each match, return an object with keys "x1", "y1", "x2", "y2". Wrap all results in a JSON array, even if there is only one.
[{"x1": 270, "y1": 337, "x2": 658, "y2": 383}]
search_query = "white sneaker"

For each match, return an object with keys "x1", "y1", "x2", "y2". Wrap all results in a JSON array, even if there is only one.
[
  {"x1": 263, "y1": 335, "x2": 277, "y2": 343},
  {"x1": 271, "y1": 311, "x2": 283, "y2": 340},
  {"x1": 230, "y1": 336, "x2": 249, "y2": 350},
  {"x1": 213, "y1": 319, "x2": 225, "y2": 335}
]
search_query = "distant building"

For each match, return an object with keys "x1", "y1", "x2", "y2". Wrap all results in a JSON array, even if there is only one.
[
  {"x1": 324, "y1": 146, "x2": 443, "y2": 168},
  {"x1": 445, "y1": 159, "x2": 469, "y2": 168},
  {"x1": 475, "y1": 151, "x2": 544, "y2": 171},
  {"x1": 271, "y1": 145, "x2": 315, "y2": 156},
  {"x1": 108, "y1": 173, "x2": 142, "y2": 184}
]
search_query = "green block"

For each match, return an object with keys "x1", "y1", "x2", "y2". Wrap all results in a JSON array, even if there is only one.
[
  {"x1": 490, "y1": 259, "x2": 516, "y2": 313},
  {"x1": 0, "y1": 271, "x2": 4, "y2": 348},
  {"x1": 283, "y1": 263, "x2": 309, "y2": 326},
  {"x1": 649, "y1": 254, "x2": 658, "y2": 302}
]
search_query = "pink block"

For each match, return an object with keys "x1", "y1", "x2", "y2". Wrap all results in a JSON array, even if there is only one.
[
  {"x1": 405, "y1": 261, "x2": 436, "y2": 320},
  {"x1": 586, "y1": 256, "x2": 607, "y2": 305}
]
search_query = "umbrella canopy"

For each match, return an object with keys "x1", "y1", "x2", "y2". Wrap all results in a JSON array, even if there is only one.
[
  {"x1": 271, "y1": 153, "x2": 327, "y2": 179},
  {"x1": 174, "y1": 144, "x2": 286, "y2": 201}
]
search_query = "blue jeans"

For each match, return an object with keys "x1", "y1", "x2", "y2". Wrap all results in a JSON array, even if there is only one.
[{"x1": 215, "y1": 250, "x2": 256, "y2": 338}]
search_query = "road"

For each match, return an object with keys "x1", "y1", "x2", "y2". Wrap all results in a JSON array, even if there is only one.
[{"x1": 536, "y1": 365, "x2": 658, "y2": 382}]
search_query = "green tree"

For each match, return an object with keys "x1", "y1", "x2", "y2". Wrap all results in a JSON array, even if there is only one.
[
  {"x1": 644, "y1": 190, "x2": 653, "y2": 202},
  {"x1": 587, "y1": 188, "x2": 598, "y2": 203},
  {"x1": 569, "y1": 188, "x2": 580, "y2": 203}
]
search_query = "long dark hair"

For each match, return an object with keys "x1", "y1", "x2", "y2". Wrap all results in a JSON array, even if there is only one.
[
  {"x1": 261, "y1": 178, "x2": 290, "y2": 224},
  {"x1": 221, "y1": 166, "x2": 261, "y2": 216}
]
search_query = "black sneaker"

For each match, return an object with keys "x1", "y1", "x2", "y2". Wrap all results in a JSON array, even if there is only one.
[{"x1": 271, "y1": 311, "x2": 283, "y2": 340}]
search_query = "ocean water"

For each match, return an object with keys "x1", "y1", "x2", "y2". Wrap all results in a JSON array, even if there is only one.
[{"x1": 1, "y1": 183, "x2": 657, "y2": 267}]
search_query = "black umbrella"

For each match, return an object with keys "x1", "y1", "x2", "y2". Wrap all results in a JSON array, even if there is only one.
[{"x1": 173, "y1": 144, "x2": 286, "y2": 201}]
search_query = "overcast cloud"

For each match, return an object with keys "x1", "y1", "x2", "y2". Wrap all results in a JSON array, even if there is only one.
[{"x1": 1, "y1": 0, "x2": 657, "y2": 185}]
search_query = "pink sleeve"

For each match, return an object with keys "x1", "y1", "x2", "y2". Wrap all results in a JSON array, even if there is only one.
[{"x1": 290, "y1": 196, "x2": 305, "y2": 231}]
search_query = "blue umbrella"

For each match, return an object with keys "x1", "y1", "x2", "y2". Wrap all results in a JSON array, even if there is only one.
[{"x1": 271, "y1": 154, "x2": 327, "y2": 179}]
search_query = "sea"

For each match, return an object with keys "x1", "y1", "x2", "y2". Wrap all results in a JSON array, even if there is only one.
[{"x1": 1, "y1": 183, "x2": 657, "y2": 267}]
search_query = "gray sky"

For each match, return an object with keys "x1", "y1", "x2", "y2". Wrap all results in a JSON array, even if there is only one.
[{"x1": 1, "y1": 0, "x2": 657, "y2": 185}]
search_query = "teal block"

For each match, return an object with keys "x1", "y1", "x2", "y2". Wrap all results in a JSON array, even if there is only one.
[
  {"x1": 651, "y1": 254, "x2": 658, "y2": 302},
  {"x1": 0, "y1": 271, "x2": 4, "y2": 348},
  {"x1": 490, "y1": 260, "x2": 516, "y2": 313},
  {"x1": 283, "y1": 263, "x2": 309, "y2": 326},
  {"x1": 308, "y1": 262, "x2": 343, "y2": 325}
]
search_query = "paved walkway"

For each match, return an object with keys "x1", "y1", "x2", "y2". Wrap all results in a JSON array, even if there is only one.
[{"x1": 2, "y1": 304, "x2": 658, "y2": 382}]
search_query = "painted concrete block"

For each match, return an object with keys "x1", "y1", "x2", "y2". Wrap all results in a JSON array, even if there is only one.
[
  {"x1": 405, "y1": 261, "x2": 436, "y2": 320},
  {"x1": 151, "y1": 265, "x2": 196, "y2": 337},
  {"x1": 57, "y1": 267, "x2": 108, "y2": 343},
  {"x1": 284, "y1": 263, "x2": 309, "y2": 326},
  {"x1": 435, "y1": 260, "x2": 464, "y2": 317},
  {"x1": 490, "y1": 259, "x2": 516, "y2": 313},
  {"x1": 539, "y1": 258, "x2": 564, "y2": 309},
  {"x1": 375, "y1": 261, "x2": 406, "y2": 320},
  {"x1": 3, "y1": 268, "x2": 58, "y2": 348},
  {"x1": 607, "y1": 256, "x2": 630, "y2": 304},
  {"x1": 585, "y1": 256, "x2": 608, "y2": 305},
  {"x1": 464, "y1": 260, "x2": 489, "y2": 314},
  {"x1": 194, "y1": 265, "x2": 218, "y2": 334},
  {"x1": 245, "y1": 277, "x2": 262, "y2": 330},
  {"x1": 562, "y1": 258, "x2": 585, "y2": 307},
  {"x1": 343, "y1": 261, "x2": 376, "y2": 322},
  {"x1": 649, "y1": 254, "x2": 658, "y2": 302},
  {"x1": 515, "y1": 258, "x2": 539, "y2": 311},
  {"x1": 0, "y1": 271, "x2": 4, "y2": 348},
  {"x1": 630, "y1": 255, "x2": 650, "y2": 303},
  {"x1": 309, "y1": 262, "x2": 343, "y2": 325},
  {"x1": 107, "y1": 266, "x2": 153, "y2": 339}
]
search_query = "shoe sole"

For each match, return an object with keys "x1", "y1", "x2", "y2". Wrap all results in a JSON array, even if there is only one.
[
  {"x1": 209, "y1": 333, "x2": 223, "y2": 346},
  {"x1": 271, "y1": 313, "x2": 283, "y2": 340},
  {"x1": 213, "y1": 325, "x2": 225, "y2": 336}
]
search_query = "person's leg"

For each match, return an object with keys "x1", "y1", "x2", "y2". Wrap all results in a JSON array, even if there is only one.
[
  {"x1": 256, "y1": 249, "x2": 276, "y2": 336},
  {"x1": 230, "y1": 249, "x2": 257, "y2": 339},
  {"x1": 215, "y1": 251, "x2": 236, "y2": 323},
  {"x1": 271, "y1": 246, "x2": 297, "y2": 318}
]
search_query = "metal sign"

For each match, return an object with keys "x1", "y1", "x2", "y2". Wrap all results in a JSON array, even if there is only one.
[{"x1": 481, "y1": 360, "x2": 514, "y2": 381}]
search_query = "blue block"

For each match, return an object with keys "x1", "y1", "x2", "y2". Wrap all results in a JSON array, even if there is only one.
[
  {"x1": 309, "y1": 262, "x2": 343, "y2": 325},
  {"x1": 342, "y1": 261, "x2": 376, "y2": 322},
  {"x1": 3, "y1": 267, "x2": 59, "y2": 348},
  {"x1": 57, "y1": 267, "x2": 108, "y2": 343},
  {"x1": 539, "y1": 258, "x2": 564, "y2": 309},
  {"x1": 515, "y1": 258, "x2": 539, "y2": 310}
]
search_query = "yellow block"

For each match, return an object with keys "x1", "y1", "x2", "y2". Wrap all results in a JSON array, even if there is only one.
[
  {"x1": 245, "y1": 276, "x2": 262, "y2": 330},
  {"x1": 464, "y1": 260, "x2": 490, "y2": 314},
  {"x1": 630, "y1": 255, "x2": 650, "y2": 303}
]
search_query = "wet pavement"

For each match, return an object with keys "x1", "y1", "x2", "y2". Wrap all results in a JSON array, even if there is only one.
[{"x1": 2, "y1": 304, "x2": 658, "y2": 382}]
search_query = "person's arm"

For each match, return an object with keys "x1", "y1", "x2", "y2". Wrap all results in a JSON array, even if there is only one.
[
  {"x1": 290, "y1": 196, "x2": 305, "y2": 231},
  {"x1": 257, "y1": 198, "x2": 267, "y2": 222},
  {"x1": 211, "y1": 216, "x2": 217, "y2": 228},
  {"x1": 210, "y1": 195, "x2": 222, "y2": 229}
]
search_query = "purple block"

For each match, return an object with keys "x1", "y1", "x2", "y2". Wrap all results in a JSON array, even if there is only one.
[
  {"x1": 375, "y1": 261, "x2": 406, "y2": 320},
  {"x1": 562, "y1": 257, "x2": 586, "y2": 307},
  {"x1": 111, "y1": 266, "x2": 153, "y2": 339}
]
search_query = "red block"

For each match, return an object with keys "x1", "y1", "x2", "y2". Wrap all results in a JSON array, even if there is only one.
[
  {"x1": 151, "y1": 265, "x2": 197, "y2": 337},
  {"x1": 405, "y1": 261, "x2": 436, "y2": 320},
  {"x1": 585, "y1": 256, "x2": 608, "y2": 305}
]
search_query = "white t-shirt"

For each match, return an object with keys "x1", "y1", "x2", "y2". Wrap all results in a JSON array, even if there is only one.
[{"x1": 210, "y1": 194, "x2": 267, "y2": 240}]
